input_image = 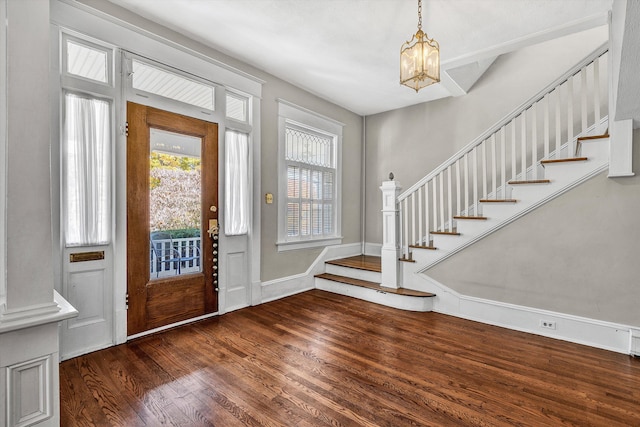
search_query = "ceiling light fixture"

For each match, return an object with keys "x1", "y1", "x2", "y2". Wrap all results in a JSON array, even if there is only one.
[{"x1": 400, "y1": 0, "x2": 440, "y2": 92}]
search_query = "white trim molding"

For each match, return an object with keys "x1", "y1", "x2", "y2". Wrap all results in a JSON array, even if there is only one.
[
  {"x1": 260, "y1": 242, "x2": 361, "y2": 303},
  {"x1": 412, "y1": 273, "x2": 635, "y2": 355}
]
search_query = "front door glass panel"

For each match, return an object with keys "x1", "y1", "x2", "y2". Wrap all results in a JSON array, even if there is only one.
[{"x1": 149, "y1": 128, "x2": 202, "y2": 279}]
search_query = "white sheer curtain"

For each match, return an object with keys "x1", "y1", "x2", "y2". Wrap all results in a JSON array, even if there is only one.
[
  {"x1": 64, "y1": 93, "x2": 111, "y2": 246},
  {"x1": 225, "y1": 130, "x2": 249, "y2": 235}
]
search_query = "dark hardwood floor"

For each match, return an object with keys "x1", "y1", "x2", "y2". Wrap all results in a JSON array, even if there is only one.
[{"x1": 60, "y1": 290, "x2": 640, "y2": 426}]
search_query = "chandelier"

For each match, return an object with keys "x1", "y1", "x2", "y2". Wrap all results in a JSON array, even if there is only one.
[{"x1": 400, "y1": 0, "x2": 440, "y2": 92}]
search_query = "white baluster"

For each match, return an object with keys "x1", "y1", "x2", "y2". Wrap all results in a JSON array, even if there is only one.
[
  {"x1": 531, "y1": 103, "x2": 537, "y2": 180},
  {"x1": 594, "y1": 57, "x2": 600, "y2": 123},
  {"x1": 447, "y1": 165, "x2": 453, "y2": 232},
  {"x1": 439, "y1": 171, "x2": 444, "y2": 232},
  {"x1": 404, "y1": 198, "x2": 409, "y2": 257},
  {"x1": 543, "y1": 94, "x2": 550, "y2": 158},
  {"x1": 482, "y1": 141, "x2": 487, "y2": 198},
  {"x1": 464, "y1": 152, "x2": 469, "y2": 215},
  {"x1": 456, "y1": 159, "x2": 461, "y2": 216},
  {"x1": 500, "y1": 127, "x2": 506, "y2": 199},
  {"x1": 555, "y1": 87, "x2": 562, "y2": 155},
  {"x1": 511, "y1": 119, "x2": 517, "y2": 180},
  {"x1": 432, "y1": 175, "x2": 437, "y2": 232},
  {"x1": 491, "y1": 134, "x2": 497, "y2": 197},
  {"x1": 418, "y1": 186, "x2": 423, "y2": 246},
  {"x1": 521, "y1": 112, "x2": 527, "y2": 180},
  {"x1": 411, "y1": 192, "x2": 416, "y2": 246},
  {"x1": 581, "y1": 67, "x2": 588, "y2": 132},
  {"x1": 568, "y1": 75, "x2": 574, "y2": 157},
  {"x1": 473, "y1": 146, "x2": 478, "y2": 214},
  {"x1": 425, "y1": 182, "x2": 430, "y2": 245}
]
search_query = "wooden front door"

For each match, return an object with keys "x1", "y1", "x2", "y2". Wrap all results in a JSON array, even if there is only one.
[{"x1": 127, "y1": 102, "x2": 218, "y2": 336}]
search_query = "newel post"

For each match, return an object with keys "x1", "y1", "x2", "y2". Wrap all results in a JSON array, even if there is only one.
[{"x1": 380, "y1": 175, "x2": 402, "y2": 289}]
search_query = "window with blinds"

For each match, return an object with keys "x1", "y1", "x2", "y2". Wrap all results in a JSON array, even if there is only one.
[
  {"x1": 277, "y1": 100, "x2": 343, "y2": 251},
  {"x1": 284, "y1": 125, "x2": 335, "y2": 239}
]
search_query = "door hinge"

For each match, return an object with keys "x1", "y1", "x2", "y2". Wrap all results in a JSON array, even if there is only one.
[
  {"x1": 125, "y1": 293, "x2": 129, "y2": 309},
  {"x1": 121, "y1": 122, "x2": 129, "y2": 137}
]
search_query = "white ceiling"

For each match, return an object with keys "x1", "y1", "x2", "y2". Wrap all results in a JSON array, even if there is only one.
[{"x1": 105, "y1": 0, "x2": 613, "y2": 116}]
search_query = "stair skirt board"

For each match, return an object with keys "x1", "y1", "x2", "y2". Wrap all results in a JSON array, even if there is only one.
[{"x1": 315, "y1": 277, "x2": 434, "y2": 312}]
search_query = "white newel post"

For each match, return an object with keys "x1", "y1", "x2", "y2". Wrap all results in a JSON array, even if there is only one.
[
  {"x1": 380, "y1": 179, "x2": 402, "y2": 289},
  {"x1": 0, "y1": 1, "x2": 77, "y2": 426}
]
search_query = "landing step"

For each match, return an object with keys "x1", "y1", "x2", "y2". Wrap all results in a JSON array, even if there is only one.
[
  {"x1": 325, "y1": 255, "x2": 381, "y2": 272},
  {"x1": 315, "y1": 273, "x2": 435, "y2": 297},
  {"x1": 541, "y1": 157, "x2": 588, "y2": 165},
  {"x1": 508, "y1": 179, "x2": 551, "y2": 185}
]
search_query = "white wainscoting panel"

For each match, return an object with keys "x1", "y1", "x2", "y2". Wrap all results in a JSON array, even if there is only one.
[
  {"x1": 7, "y1": 355, "x2": 52, "y2": 427},
  {"x1": 224, "y1": 251, "x2": 249, "y2": 312}
]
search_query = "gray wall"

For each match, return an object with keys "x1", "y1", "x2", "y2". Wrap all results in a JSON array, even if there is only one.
[
  {"x1": 428, "y1": 130, "x2": 640, "y2": 326},
  {"x1": 365, "y1": 27, "x2": 608, "y2": 243},
  {"x1": 260, "y1": 83, "x2": 362, "y2": 282},
  {"x1": 79, "y1": 0, "x2": 363, "y2": 283}
]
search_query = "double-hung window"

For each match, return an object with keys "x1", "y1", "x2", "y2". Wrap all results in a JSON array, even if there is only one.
[{"x1": 277, "y1": 100, "x2": 343, "y2": 251}]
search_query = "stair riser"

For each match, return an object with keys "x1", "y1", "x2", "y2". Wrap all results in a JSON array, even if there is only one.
[
  {"x1": 315, "y1": 278, "x2": 434, "y2": 312},
  {"x1": 325, "y1": 264, "x2": 381, "y2": 282}
]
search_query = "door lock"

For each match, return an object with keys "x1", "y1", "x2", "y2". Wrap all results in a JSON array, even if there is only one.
[{"x1": 208, "y1": 219, "x2": 219, "y2": 237}]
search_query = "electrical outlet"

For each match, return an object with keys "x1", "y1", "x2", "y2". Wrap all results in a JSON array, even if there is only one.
[{"x1": 540, "y1": 320, "x2": 556, "y2": 330}]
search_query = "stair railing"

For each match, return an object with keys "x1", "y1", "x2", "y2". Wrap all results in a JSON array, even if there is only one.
[{"x1": 394, "y1": 44, "x2": 609, "y2": 262}]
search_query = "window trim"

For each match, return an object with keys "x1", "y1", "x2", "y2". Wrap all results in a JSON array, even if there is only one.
[{"x1": 276, "y1": 99, "x2": 344, "y2": 251}]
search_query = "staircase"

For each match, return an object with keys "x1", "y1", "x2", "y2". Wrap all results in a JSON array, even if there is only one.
[
  {"x1": 314, "y1": 45, "x2": 609, "y2": 311},
  {"x1": 315, "y1": 255, "x2": 435, "y2": 311},
  {"x1": 401, "y1": 129, "x2": 609, "y2": 275}
]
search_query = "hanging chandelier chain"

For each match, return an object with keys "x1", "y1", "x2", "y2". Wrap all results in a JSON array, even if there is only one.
[{"x1": 417, "y1": 0, "x2": 422, "y2": 31}]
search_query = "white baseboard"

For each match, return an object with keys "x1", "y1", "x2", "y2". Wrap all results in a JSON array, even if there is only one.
[
  {"x1": 415, "y1": 273, "x2": 633, "y2": 354},
  {"x1": 260, "y1": 243, "x2": 362, "y2": 304},
  {"x1": 364, "y1": 241, "x2": 381, "y2": 256}
]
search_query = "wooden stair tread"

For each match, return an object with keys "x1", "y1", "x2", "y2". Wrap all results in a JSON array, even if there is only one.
[
  {"x1": 326, "y1": 255, "x2": 381, "y2": 272},
  {"x1": 399, "y1": 257, "x2": 416, "y2": 263},
  {"x1": 430, "y1": 229, "x2": 460, "y2": 235},
  {"x1": 541, "y1": 157, "x2": 588, "y2": 165},
  {"x1": 577, "y1": 133, "x2": 608, "y2": 141},
  {"x1": 315, "y1": 273, "x2": 435, "y2": 297},
  {"x1": 508, "y1": 179, "x2": 551, "y2": 185},
  {"x1": 409, "y1": 244, "x2": 437, "y2": 250},
  {"x1": 453, "y1": 215, "x2": 487, "y2": 220},
  {"x1": 479, "y1": 199, "x2": 517, "y2": 203}
]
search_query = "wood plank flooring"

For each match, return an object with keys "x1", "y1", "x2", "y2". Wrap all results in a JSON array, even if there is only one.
[{"x1": 60, "y1": 290, "x2": 640, "y2": 426}]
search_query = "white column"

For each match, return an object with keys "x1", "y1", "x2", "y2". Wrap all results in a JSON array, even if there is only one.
[
  {"x1": 380, "y1": 179, "x2": 402, "y2": 289},
  {"x1": 0, "y1": 1, "x2": 76, "y2": 426}
]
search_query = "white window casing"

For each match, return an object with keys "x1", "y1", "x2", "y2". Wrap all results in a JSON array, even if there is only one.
[{"x1": 276, "y1": 99, "x2": 344, "y2": 251}]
